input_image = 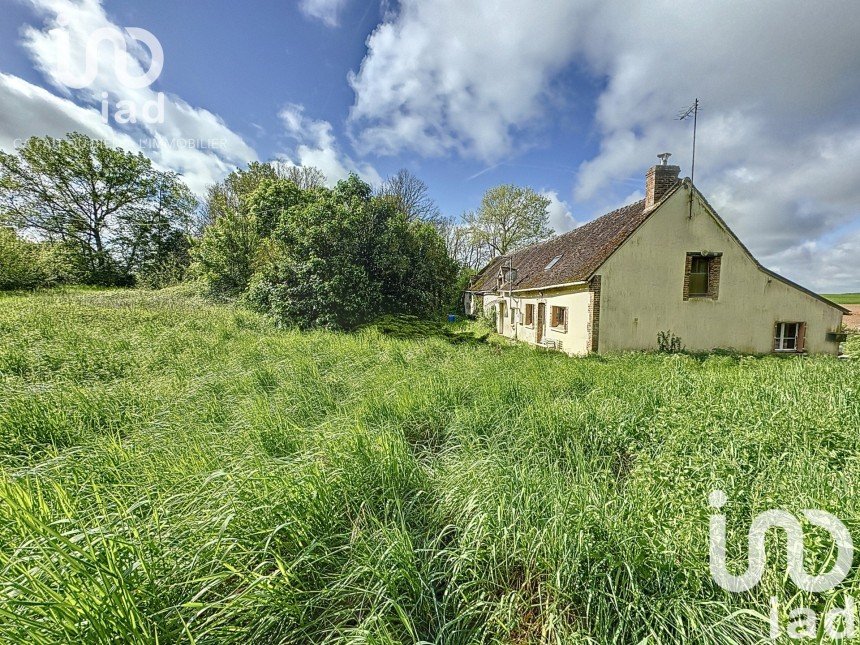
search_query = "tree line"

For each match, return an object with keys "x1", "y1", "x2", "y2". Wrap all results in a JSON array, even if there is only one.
[{"x1": 0, "y1": 133, "x2": 556, "y2": 328}]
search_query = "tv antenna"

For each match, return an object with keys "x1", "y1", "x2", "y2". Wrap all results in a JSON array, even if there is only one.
[
  {"x1": 678, "y1": 98, "x2": 699, "y2": 218},
  {"x1": 677, "y1": 98, "x2": 699, "y2": 187}
]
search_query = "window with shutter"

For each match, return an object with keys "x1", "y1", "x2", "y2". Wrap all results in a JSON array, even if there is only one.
[
  {"x1": 774, "y1": 322, "x2": 805, "y2": 352},
  {"x1": 550, "y1": 306, "x2": 567, "y2": 332}
]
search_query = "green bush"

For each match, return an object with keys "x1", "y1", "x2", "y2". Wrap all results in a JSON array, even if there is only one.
[
  {"x1": 247, "y1": 175, "x2": 457, "y2": 330},
  {"x1": 0, "y1": 228, "x2": 44, "y2": 290}
]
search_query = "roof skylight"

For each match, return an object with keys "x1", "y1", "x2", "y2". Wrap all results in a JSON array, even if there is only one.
[{"x1": 545, "y1": 255, "x2": 562, "y2": 270}]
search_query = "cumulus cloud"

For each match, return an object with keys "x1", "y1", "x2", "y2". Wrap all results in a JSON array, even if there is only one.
[
  {"x1": 298, "y1": 0, "x2": 349, "y2": 27},
  {"x1": 349, "y1": 0, "x2": 860, "y2": 290},
  {"x1": 278, "y1": 103, "x2": 380, "y2": 186},
  {"x1": 5, "y1": 0, "x2": 257, "y2": 194},
  {"x1": 348, "y1": 1, "x2": 587, "y2": 160},
  {"x1": 540, "y1": 190, "x2": 577, "y2": 234},
  {"x1": 766, "y1": 228, "x2": 860, "y2": 294}
]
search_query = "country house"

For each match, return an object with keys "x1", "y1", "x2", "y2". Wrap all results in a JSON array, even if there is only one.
[{"x1": 465, "y1": 155, "x2": 848, "y2": 355}]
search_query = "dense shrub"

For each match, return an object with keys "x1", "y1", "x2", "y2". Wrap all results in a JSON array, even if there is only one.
[
  {"x1": 246, "y1": 175, "x2": 457, "y2": 329},
  {"x1": 0, "y1": 230, "x2": 88, "y2": 290},
  {"x1": 0, "y1": 228, "x2": 43, "y2": 290}
]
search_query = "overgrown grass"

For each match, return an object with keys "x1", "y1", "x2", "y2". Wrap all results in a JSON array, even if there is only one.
[{"x1": 1, "y1": 289, "x2": 859, "y2": 643}]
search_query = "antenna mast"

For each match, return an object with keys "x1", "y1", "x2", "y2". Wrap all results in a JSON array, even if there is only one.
[
  {"x1": 678, "y1": 98, "x2": 699, "y2": 218},
  {"x1": 678, "y1": 98, "x2": 699, "y2": 186}
]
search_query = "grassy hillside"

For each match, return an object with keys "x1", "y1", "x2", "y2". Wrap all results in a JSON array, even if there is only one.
[
  {"x1": 1, "y1": 289, "x2": 859, "y2": 643},
  {"x1": 823, "y1": 293, "x2": 860, "y2": 304}
]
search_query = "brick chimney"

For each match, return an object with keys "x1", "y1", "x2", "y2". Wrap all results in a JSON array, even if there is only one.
[{"x1": 645, "y1": 153, "x2": 680, "y2": 209}]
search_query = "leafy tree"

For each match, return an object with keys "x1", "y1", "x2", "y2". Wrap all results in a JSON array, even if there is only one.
[
  {"x1": 465, "y1": 184, "x2": 554, "y2": 256},
  {"x1": 199, "y1": 162, "x2": 277, "y2": 230},
  {"x1": 247, "y1": 175, "x2": 456, "y2": 330},
  {"x1": 0, "y1": 229, "x2": 86, "y2": 290},
  {"x1": 191, "y1": 206, "x2": 260, "y2": 298},
  {"x1": 191, "y1": 164, "x2": 286, "y2": 297},
  {"x1": 247, "y1": 177, "x2": 308, "y2": 238},
  {"x1": 0, "y1": 133, "x2": 195, "y2": 285},
  {"x1": 438, "y1": 214, "x2": 491, "y2": 269}
]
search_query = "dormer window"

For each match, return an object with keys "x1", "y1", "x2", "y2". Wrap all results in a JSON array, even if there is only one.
[{"x1": 545, "y1": 255, "x2": 562, "y2": 271}]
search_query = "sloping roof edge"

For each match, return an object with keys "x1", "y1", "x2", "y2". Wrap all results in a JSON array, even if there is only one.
[
  {"x1": 683, "y1": 181, "x2": 850, "y2": 315},
  {"x1": 585, "y1": 180, "x2": 685, "y2": 279},
  {"x1": 468, "y1": 178, "x2": 848, "y2": 316}
]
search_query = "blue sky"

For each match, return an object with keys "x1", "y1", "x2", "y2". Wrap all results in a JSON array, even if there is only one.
[{"x1": 1, "y1": 0, "x2": 858, "y2": 291}]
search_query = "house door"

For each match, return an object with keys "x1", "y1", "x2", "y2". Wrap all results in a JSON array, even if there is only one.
[
  {"x1": 536, "y1": 302, "x2": 545, "y2": 343},
  {"x1": 498, "y1": 301, "x2": 506, "y2": 334}
]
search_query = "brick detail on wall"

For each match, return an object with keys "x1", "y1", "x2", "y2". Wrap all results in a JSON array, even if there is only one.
[
  {"x1": 708, "y1": 256, "x2": 722, "y2": 300},
  {"x1": 682, "y1": 253, "x2": 721, "y2": 301},
  {"x1": 587, "y1": 275, "x2": 602, "y2": 353},
  {"x1": 645, "y1": 164, "x2": 681, "y2": 208}
]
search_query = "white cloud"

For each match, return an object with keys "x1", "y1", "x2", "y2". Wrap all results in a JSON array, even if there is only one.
[
  {"x1": 0, "y1": 72, "x2": 137, "y2": 150},
  {"x1": 348, "y1": 0, "x2": 860, "y2": 290},
  {"x1": 278, "y1": 103, "x2": 380, "y2": 186},
  {"x1": 766, "y1": 228, "x2": 860, "y2": 294},
  {"x1": 298, "y1": 0, "x2": 349, "y2": 27},
  {"x1": 540, "y1": 190, "x2": 577, "y2": 233},
  {"x1": 5, "y1": 0, "x2": 257, "y2": 194},
  {"x1": 348, "y1": 1, "x2": 587, "y2": 160}
]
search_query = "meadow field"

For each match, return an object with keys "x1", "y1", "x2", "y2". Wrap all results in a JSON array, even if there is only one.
[
  {"x1": 823, "y1": 294, "x2": 860, "y2": 305},
  {"x1": 1, "y1": 289, "x2": 859, "y2": 643}
]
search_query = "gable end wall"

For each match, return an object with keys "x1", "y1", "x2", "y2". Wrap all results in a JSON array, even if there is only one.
[{"x1": 594, "y1": 186, "x2": 843, "y2": 354}]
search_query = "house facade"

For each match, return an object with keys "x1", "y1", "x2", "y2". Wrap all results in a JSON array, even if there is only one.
[{"x1": 466, "y1": 156, "x2": 848, "y2": 355}]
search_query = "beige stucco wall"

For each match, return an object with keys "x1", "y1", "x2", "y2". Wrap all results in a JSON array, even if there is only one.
[
  {"x1": 482, "y1": 286, "x2": 591, "y2": 355},
  {"x1": 595, "y1": 184, "x2": 844, "y2": 355}
]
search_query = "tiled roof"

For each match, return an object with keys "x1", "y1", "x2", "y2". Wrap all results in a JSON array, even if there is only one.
[{"x1": 470, "y1": 198, "x2": 649, "y2": 292}]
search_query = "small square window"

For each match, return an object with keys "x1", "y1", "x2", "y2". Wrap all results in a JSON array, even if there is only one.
[{"x1": 774, "y1": 322, "x2": 805, "y2": 352}]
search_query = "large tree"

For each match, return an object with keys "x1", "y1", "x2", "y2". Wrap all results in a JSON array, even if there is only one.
[
  {"x1": 0, "y1": 133, "x2": 195, "y2": 284},
  {"x1": 465, "y1": 184, "x2": 554, "y2": 257},
  {"x1": 377, "y1": 168, "x2": 442, "y2": 224},
  {"x1": 438, "y1": 214, "x2": 491, "y2": 269}
]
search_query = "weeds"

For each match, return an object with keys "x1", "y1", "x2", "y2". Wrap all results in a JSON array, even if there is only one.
[{"x1": 0, "y1": 289, "x2": 858, "y2": 642}]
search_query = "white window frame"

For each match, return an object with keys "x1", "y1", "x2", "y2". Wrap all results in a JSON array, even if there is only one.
[{"x1": 774, "y1": 322, "x2": 800, "y2": 352}]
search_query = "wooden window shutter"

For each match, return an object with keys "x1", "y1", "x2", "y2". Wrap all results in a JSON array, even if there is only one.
[
  {"x1": 797, "y1": 322, "x2": 807, "y2": 352},
  {"x1": 563, "y1": 309, "x2": 568, "y2": 333}
]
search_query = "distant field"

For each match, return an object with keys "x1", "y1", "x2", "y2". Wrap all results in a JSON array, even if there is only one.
[
  {"x1": 1, "y1": 289, "x2": 859, "y2": 643},
  {"x1": 823, "y1": 293, "x2": 860, "y2": 304}
]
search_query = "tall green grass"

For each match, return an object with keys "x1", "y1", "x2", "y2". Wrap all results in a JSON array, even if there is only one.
[{"x1": 1, "y1": 289, "x2": 858, "y2": 643}]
